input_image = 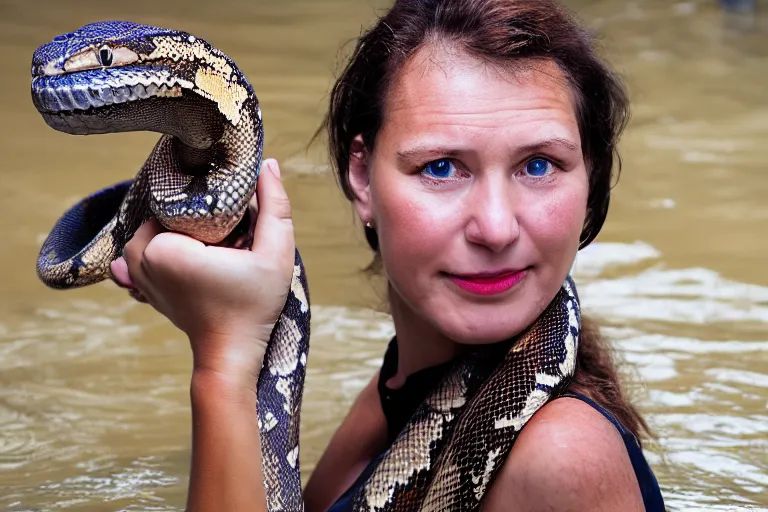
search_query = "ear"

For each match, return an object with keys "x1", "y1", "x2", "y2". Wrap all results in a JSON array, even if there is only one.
[{"x1": 347, "y1": 134, "x2": 374, "y2": 224}]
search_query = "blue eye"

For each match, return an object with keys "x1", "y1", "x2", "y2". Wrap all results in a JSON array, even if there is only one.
[
  {"x1": 422, "y1": 159, "x2": 456, "y2": 179},
  {"x1": 525, "y1": 158, "x2": 553, "y2": 177}
]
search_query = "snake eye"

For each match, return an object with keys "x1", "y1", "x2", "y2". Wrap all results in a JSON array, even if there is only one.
[
  {"x1": 62, "y1": 45, "x2": 138, "y2": 74},
  {"x1": 99, "y1": 46, "x2": 113, "y2": 66}
]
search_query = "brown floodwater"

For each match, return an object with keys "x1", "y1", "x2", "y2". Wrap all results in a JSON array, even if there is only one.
[{"x1": 0, "y1": 0, "x2": 766, "y2": 510}]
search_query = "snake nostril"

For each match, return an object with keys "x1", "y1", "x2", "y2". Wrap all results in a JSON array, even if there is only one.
[{"x1": 53, "y1": 33, "x2": 70, "y2": 42}]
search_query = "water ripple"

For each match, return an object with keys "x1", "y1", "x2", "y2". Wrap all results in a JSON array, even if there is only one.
[{"x1": 1, "y1": 240, "x2": 766, "y2": 510}]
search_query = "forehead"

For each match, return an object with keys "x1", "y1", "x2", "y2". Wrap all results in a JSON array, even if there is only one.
[{"x1": 383, "y1": 43, "x2": 579, "y2": 137}]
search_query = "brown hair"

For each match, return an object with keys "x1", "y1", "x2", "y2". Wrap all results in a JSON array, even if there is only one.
[
  {"x1": 320, "y1": 0, "x2": 650, "y2": 440},
  {"x1": 572, "y1": 316, "x2": 651, "y2": 442}
]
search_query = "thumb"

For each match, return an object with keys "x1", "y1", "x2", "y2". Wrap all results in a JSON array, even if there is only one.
[{"x1": 251, "y1": 159, "x2": 295, "y2": 261}]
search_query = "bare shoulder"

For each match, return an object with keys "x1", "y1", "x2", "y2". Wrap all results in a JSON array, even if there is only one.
[{"x1": 480, "y1": 397, "x2": 645, "y2": 512}]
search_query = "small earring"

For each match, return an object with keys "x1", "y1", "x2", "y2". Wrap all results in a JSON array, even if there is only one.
[{"x1": 365, "y1": 221, "x2": 373, "y2": 228}]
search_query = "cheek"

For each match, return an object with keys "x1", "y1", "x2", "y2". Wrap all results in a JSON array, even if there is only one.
[
  {"x1": 371, "y1": 176, "x2": 452, "y2": 284},
  {"x1": 374, "y1": 180, "x2": 431, "y2": 253},
  {"x1": 526, "y1": 180, "x2": 588, "y2": 256}
]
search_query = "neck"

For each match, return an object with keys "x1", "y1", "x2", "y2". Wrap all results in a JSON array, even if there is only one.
[{"x1": 387, "y1": 284, "x2": 465, "y2": 389}]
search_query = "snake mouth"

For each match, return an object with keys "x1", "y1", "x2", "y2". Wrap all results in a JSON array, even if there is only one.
[
  {"x1": 31, "y1": 65, "x2": 227, "y2": 150},
  {"x1": 31, "y1": 65, "x2": 191, "y2": 134}
]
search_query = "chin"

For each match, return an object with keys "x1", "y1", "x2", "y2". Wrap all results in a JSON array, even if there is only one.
[
  {"x1": 436, "y1": 313, "x2": 531, "y2": 346},
  {"x1": 427, "y1": 287, "x2": 537, "y2": 345}
]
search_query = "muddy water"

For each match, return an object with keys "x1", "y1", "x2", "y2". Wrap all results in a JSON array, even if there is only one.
[{"x1": 0, "y1": 0, "x2": 766, "y2": 510}]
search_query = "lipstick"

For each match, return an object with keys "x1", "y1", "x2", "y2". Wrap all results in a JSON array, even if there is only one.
[{"x1": 448, "y1": 269, "x2": 527, "y2": 296}]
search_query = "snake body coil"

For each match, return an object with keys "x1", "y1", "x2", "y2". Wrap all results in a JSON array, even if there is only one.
[{"x1": 31, "y1": 22, "x2": 580, "y2": 511}]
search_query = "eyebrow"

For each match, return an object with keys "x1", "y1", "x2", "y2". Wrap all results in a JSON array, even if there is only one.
[
  {"x1": 519, "y1": 137, "x2": 580, "y2": 153},
  {"x1": 395, "y1": 137, "x2": 580, "y2": 167},
  {"x1": 396, "y1": 146, "x2": 463, "y2": 167}
]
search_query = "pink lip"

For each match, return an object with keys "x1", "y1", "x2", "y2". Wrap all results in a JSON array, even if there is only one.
[{"x1": 447, "y1": 268, "x2": 528, "y2": 296}]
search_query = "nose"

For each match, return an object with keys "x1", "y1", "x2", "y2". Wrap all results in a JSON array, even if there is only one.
[{"x1": 464, "y1": 173, "x2": 520, "y2": 253}]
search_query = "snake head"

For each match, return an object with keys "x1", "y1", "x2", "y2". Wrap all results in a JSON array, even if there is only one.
[
  {"x1": 30, "y1": 21, "x2": 195, "y2": 123},
  {"x1": 31, "y1": 21, "x2": 178, "y2": 79},
  {"x1": 30, "y1": 20, "x2": 255, "y2": 140}
]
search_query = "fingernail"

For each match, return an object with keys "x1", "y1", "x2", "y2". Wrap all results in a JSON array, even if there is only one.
[
  {"x1": 264, "y1": 158, "x2": 280, "y2": 178},
  {"x1": 110, "y1": 258, "x2": 135, "y2": 288}
]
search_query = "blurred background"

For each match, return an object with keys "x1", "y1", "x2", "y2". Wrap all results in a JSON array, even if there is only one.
[{"x1": 0, "y1": 0, "x2": 766, "y2": 510}]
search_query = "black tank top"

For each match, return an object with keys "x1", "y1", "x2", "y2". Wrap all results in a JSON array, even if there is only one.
[{"x1": 376, "y1": 336, "x2": 454, "y2": 444}]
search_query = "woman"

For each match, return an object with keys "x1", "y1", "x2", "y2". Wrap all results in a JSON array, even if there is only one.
[{"x1": 111, "y1": 0, "x2": 666, "y2": 510}]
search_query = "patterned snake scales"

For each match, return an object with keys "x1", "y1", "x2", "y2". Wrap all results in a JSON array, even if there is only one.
[{"x1": 31, "y1": 22, "x2": 581, "y2": 511}]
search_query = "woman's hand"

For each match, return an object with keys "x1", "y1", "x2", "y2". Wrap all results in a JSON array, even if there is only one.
[{"x1": 110, "y1": 158, "x2": 295, "y2": 388}]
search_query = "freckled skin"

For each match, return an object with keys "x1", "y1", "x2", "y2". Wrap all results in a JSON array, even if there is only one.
[{"x1": 352, "y1": 45, "x2": 588, "y2": 351}]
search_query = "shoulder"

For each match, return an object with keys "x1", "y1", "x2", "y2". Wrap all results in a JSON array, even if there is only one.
[{"x1": 480, "y1": 397, "x2": 645, "y2": 512}]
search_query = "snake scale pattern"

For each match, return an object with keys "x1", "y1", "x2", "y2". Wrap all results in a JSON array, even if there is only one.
[{"x1": 31, "y1": 22, "x2": 581, "y2": 511}]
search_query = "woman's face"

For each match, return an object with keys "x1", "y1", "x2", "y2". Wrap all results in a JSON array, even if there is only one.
[{"x1": 349, "y1": 46, "x2": 588, "y2": 345}]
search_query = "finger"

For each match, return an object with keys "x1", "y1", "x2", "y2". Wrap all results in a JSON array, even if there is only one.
[
  {"x1": 248, "y1": 187, "x2": 259, "y2": 216},
  {"x1": 110, "y1": 257, "x2": 150, "y2": 304},
  {"x1": 110, "y1": 257, "x2": 135, "y2": 289},
  {"x1": 128, "y1": 287, "x2": 149, "y2": 304},
  {"x1": 226, "y1": 194, "x2": 259, "y2": 250},
  {"x1": 124, "y1": 218, "x2": 165, "y2": 290},
  {"x1": 142, "y1": 230, "x2": 205, "y2": 276},
  {"x1": 258, "y1": 159, "x2": 289, "y2": 219},
  {"x1": 251, "y1": 159, "x2": 294, "y2": 261},
  {"x1": 125, "y1": 218, "x2": 165, "y2": 260}
]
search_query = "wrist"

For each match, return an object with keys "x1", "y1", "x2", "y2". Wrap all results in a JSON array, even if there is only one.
[
  {"x1": 189, "y1": 335, "x2": 268, "y2": 397},
  {"x1": 188, "y1": 330, "x2": 268, "y2": 377},
  {"x1": 190, "y1": 366, "x2": 260, "y2": 407}
]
